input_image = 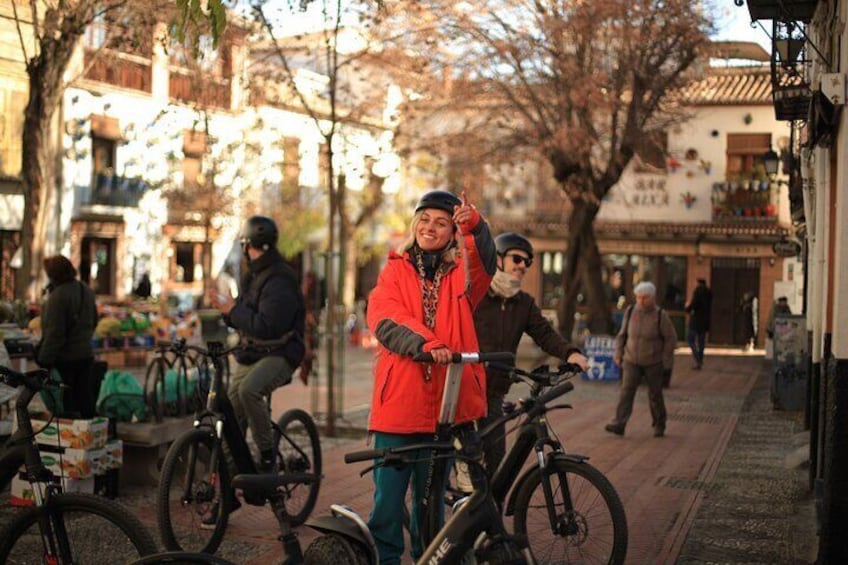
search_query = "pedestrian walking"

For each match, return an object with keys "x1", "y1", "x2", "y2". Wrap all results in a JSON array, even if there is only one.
[
  {"x1": 473, "y1": 232, "x2": 588, "y2": 476},
  {"x1": 605, "y1": 281, "x2": 677, "y2": 438},
  {"x1": 36, "y1": 255, "x2": 98, "y2": 418},
  {"x1": 364, "y1": 190, "x2": 495, "y2": 564},
  {"x1": 684, "y1": 278, "x2": 712, "y2": 369},
  {"x1": 740, "y1": 292, "x2": 758, "y2": 351}
]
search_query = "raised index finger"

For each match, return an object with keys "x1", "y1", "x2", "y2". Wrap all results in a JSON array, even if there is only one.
[{"x1": 460, "y1": 190, "x2": 468, "y2": 207}]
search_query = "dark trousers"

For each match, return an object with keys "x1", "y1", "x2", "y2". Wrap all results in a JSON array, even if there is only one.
[
  {"x1": 611, "y1": 362, "x2": 667, "y2": 431},
  {"x1": 687, "y1": 327, "x2": 706, "y2": 365},
  {"x1": 55, "y1": 357, "x2": 96, "y2": 418}
]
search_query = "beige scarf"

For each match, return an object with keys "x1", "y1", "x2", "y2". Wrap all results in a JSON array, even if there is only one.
[{"x1": 490, "y1": 270, "x2": 522, "y2": 298}]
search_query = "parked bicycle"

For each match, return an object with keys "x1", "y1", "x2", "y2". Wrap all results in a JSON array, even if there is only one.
[
  {"x1": 405, "y1": 359, "x2": 629, "y2": 564},
  {"x1": 306, "y1": 354, "x2": 628, "y2": 565},
  {"x1": 157, "y1": 337, "x2": 321, "y2": 554},
  {"x1": 0, "y1": 364, "x2": 158, "y2": 563},
  {"x1": 145, "y1": 337, "x2": 219, "y2": 422},
  {"x1": 484, "y1": 360, "x2": 628, "y2": 564}
]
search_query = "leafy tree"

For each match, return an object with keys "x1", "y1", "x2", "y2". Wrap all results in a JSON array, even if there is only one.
[{"x1": 381, "y1": 0, "x2": 710, "y2": 336}]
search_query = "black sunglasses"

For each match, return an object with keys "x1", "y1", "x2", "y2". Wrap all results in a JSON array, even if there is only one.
[{"x1": 505, "y1": 254, "x2": 532, "y2": 267}]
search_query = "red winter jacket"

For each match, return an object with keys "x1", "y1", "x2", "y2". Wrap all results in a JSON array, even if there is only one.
[{"x1": 366, "y1": 221, "x2": 496, "y2": 434}]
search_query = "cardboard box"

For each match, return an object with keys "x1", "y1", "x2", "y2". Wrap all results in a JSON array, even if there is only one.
[
  {"x1": 10, "y1": 475, "x2": 95, "y2": 507},
  {"x1": 38, "y1": 446, "x2": 102, "y2": 479},
  {"x1": 15, "y1": 414, "x2": 109, "y2": 449},
  {"x1": 98, "y1": 439, "x2": 123, "y2": 472}
]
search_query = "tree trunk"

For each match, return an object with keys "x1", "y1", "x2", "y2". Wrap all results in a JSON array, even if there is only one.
[
  {"x1": 556, "y1": 195, "x2": 611, "y2": 339},
  {"x1": 324, "y1": 142, "x2": 338, "y2": 437},
  {"x1": 17, "y1": 81, "x2": 51, "y2": 301}
]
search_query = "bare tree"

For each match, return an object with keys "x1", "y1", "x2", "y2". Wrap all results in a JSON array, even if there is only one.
[
  {"x1": 383, "y1": 0, "x2": 710, "y2": 336},
  {"x1": 249, "y1": 0, "x2": 400, "y2": 435}
]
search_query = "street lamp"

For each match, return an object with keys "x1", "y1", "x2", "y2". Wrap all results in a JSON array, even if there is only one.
[{"x1": 763, "y1": 147, "x2": 780, "y2": 176}]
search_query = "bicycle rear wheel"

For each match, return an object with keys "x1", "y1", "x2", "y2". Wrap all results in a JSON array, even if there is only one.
[
  {"x1": 144, "y1": 355, "x2": 168, "y2": 422},
  {"x1": 0, "y1": 492, "x2": 157, "y2": 563},
  {"x1": 274, "y1": 408, "x2": 322, "y2": 525},
  {"x1": 158, "y1": 428, "x2": 233, "y2": 553},
  {"x1": 512, "y1": 459, "x2": 628, "y2": 565}
]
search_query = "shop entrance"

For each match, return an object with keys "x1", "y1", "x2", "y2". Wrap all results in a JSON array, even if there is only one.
[{"x1": 709, "y1": 258, "x2": 760, "y2": 345}]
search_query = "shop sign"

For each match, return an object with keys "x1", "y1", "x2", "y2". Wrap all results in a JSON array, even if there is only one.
[{"x1": 773, "y1": 238, "x2": 801, "y2": 257}]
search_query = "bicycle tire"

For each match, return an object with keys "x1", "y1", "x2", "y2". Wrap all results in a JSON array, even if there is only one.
[
  {"x1": 512, "y1": 459, "x2": 628, "y2": 565},
  {"x1": 158, "y1": 428, "x2": 234, "y2": 553},
  {"x1": 129, "y1": 550, "x2": 237, "y2": 564},
  {"x1": 303, "y1": 533, "x2": 370, "y2": 565},
  {"x1": 172, "y1": 356, "x2": 191, "y2": 417},
  {"x1": 274, "y1": 408, "x2": 322, "y2": 525},
  {"x1": 144, "y1": 355, "x2": 168, "y2": 422},
  {"x1": 0, "y1": 492, "x2": 158, "y2": 563}
]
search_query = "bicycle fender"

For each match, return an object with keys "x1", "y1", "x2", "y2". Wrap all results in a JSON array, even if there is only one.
[
  {"x1": 305, "y1": 504, "x2": 378, "y2": 564},
  {"x1": 503, "y1": 452, "x2": 590, "y2": 517}
]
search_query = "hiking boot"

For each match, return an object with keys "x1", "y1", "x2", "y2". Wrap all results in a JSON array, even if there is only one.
[
  {"x1": 201, "y1": 497, "x2": 242, "y2": 529},
  {"x1": 604, "y1": 423, "x2": 625, "y2": 436},
  {"x1": 653, "y1": 427, "x2": 665, "y2": 438}
]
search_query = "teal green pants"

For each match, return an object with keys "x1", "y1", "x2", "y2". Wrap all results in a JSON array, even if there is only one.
[{"x1": 367, "y1": 431, "x2": 446, "y2": 565}]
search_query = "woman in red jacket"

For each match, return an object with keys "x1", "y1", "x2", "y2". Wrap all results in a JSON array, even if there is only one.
[{"x1": 365, "y1": 189, "x2": 496, "y2": 564}]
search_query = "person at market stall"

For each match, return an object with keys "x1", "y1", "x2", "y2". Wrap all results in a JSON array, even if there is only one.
[
  {"x1": 36, "y1": 255, "x2": 99, "y2": 418},
  {"x1": 364, "y1": 189, "x2": 496, "y2": 564}
]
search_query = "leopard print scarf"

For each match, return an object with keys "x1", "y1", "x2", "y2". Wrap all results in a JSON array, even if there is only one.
[{"x1": 414, "y1": 248, "x2": 447, "y2": 381}]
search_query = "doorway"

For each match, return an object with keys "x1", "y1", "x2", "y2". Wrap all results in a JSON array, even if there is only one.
[
  {"x1": 709, "y1": 258, "x2": 760, "y2": 345},
  {"x1": 80, "y1": 236, "x2": 116, "y2": 296}
]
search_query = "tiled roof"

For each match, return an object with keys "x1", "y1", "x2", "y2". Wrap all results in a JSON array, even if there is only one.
[
  {"x1": 679, "y1": 66, "x2": 773, "y2": 106},
  {"x1": 495, "y1": 218, "x2": 790, "y2": 241}
]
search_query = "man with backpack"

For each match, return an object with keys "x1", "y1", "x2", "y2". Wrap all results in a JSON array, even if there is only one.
[{"x1": 605, "y1": 281, "x2": 677, "y2": 438}]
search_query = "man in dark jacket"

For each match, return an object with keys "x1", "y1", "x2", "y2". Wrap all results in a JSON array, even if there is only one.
[
  {"x1": 685, "y1": 278, "x2": 712, "y2": 369},
  {"x1": 473, "y1": 233, "x2": 588, "y2": 476},
  {"x1": 209, "y1": 216, "x2": 305, "y2": 473}
]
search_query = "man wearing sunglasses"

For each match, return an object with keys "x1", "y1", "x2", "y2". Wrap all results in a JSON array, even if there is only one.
[{"x1": 472, "y1": 232, "x2": 589, "y2": 476}]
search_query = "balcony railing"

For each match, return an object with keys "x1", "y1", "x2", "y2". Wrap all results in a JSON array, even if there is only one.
[
  {"x1": 88, "y1": 173, "x2": 149, "y2": 207},
  {"x1": 711, "y1": 181, "x2": 779, "y2": 222},
  {"x1": 83, "y1": 51, "x2": 152, "y2": 93},
  {"x1": 169, "y1": 71, "x2": 231, "y2": 110}
]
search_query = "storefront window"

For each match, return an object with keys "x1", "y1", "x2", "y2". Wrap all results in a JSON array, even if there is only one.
[{"x1": 540, "y1": 251, "x2": 563, "y2": 309}]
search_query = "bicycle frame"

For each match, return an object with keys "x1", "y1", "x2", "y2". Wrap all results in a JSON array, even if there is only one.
[{"x1": 194, "y1": 341, "x2": 257, "y2": 476}]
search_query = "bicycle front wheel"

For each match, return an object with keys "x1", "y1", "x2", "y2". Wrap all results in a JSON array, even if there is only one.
[
  {"x1": 274, "y1": 408, "x2": 322, "y2": 525},
  {"x1": 512, "y1": 459, "x2": 628, "y2": 565},
  {"x1": 158, "y1": 428, "x2": 233, "y2": 554},
  {"x1": 0, "y1": 492, "x2": 158, "y2": 564}
]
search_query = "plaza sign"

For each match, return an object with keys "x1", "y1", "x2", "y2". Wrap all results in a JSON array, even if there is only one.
[{"x1": 773, "y1": 238, "x2": 802, "y2": 257}]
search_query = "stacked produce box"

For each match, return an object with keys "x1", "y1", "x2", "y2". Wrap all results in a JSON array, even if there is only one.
[{"x1": 10, "y1": 415, "x2": 122, "y2": 506}]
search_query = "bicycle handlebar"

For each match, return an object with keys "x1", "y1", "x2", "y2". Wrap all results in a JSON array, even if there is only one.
[
  {"x1": 345, "y1": 441, "x2": 453, "y2": 464},
  {"x1": 0, "y1": 365, "x2": 51, "y2": 391},
  {"x1": 411, "y1": 351, "x2": 515, "y2": 364}
]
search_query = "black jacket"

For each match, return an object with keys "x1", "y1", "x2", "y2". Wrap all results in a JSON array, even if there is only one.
[
  {"x1": 473, "y1": 289, "x2": 579, "y2": 397},
  {"x1": 37, "y1": 279, "x2": 97, "y2": 367},
  {"x1": 227, "y1": 249, "x2": 305, "y2": 366},
  {"x1": 685, "y1": 284, "x2": 712, "y2": 333}
]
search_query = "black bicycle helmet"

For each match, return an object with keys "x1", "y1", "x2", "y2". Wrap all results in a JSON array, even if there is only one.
[
  {"x1": 241, "y1": 215, "x2": 279, "y2": 250},
  {"x1": 495, "y1": 232, "x2": 534, "y2": 259},
  {"x1": 414, "y1": 190, "x2": 462, "y2": 214}
]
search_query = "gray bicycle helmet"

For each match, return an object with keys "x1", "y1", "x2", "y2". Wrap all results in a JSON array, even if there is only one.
[
  {"x1": 241, "y1": 216, "x2": 279, "y2": 250},
  {"x1": 495, "y1": 232, "x2": 534, "y2": 260},
  {"x1": 414, "y1": 190, "x2": 462, "y2": 214}
]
